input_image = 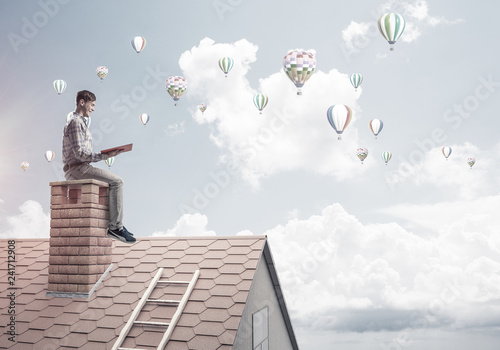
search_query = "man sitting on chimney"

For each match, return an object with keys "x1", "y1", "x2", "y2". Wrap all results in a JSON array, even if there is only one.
[{"x1": 62, "y1": 90, "x2": 136, "y2": 244}]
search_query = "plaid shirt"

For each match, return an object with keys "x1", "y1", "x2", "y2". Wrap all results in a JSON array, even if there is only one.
[{"x1": 62, "y1": 112, "x2": 106, "y2": 165}]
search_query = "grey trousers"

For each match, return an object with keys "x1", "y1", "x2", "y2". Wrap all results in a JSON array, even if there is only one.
[{"x1": 64, "y1": 163, "x2": 123, "y2": 230}]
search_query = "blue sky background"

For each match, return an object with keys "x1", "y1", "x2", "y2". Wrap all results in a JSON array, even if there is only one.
[{"x1": 1, "y1": 1, "x2": 500, "y2": 349}]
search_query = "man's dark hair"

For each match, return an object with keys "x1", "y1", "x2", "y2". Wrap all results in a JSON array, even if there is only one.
[{"x1": 76, "y1": 90, "x2": 96, "y2": 105}]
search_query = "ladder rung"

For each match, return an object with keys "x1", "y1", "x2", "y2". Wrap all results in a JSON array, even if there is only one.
[
  {"x1": 147, "y1": 299, "x2": 180, "y2": 304},
  {"x1": 118, "y1": 348, "x2": 149, "y2": 350},
  {"x1": 134, "y1": 320, "x2": 170, "y2": 327},
  {"x1": 157, "y1": 280, "x2": 190, "y2": 284}
]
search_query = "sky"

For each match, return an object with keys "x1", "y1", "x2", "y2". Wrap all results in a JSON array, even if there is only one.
[{"x1": 1, "y1": 0, "x2": 500, "y2": 349}]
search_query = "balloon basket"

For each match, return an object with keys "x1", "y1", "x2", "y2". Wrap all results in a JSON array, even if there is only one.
[{"x1": 297, "y1": 88, "x2": 302, "y2": 95}]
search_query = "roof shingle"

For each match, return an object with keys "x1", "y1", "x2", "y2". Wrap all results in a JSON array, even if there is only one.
[{"x1": 0, "y1": 236, "x2": 266, "y2": 349}]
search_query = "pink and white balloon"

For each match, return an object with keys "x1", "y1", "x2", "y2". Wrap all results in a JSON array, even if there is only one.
[
  {"x1": 140, "y1": 113, "x2": 149, "y2": 126},
  {"x1": 131, "y1": 36, "x2": 146, "y2": 54},
  {"x1": 369, "y1": 119, "x2": 383, "y2": 139},
  {"x1": 442, "y1": 147, "x2": 452, "y2": 160},
  {"x1": 45, "y1": 151, "x2": 55, "y2": 162}
]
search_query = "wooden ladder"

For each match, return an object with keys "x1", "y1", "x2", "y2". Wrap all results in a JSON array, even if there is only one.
[{"x1": 112, "y1": 268, "x2": 200, "y2": 350}]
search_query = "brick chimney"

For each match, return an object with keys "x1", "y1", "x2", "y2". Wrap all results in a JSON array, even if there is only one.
[{"x1": 47, "y1": 179, "x2": 113, "y2": 297}]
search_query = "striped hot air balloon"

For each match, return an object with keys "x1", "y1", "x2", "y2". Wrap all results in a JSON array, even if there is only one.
[
  {"x1": 350, "y1": 73, "x2": 363, "y2": 91},
  {"x1": 442, "y1": 147, "x2": 452, "y2": 160},
  {"x1": 369, "y1": 119, "x2": 384, "y2": 139},
  {"x1": 165, "y1": 76, "x2": 187, "y2": 106},
  {"x1": 378, "y1": 13, "x2": 406, "y2": 51},
  {"x1": 105, "y1": 157, "x2": 114, "y2": 168},
  {"x1": 327, "y1": 105, "x2": 353, "y2": 140},
  {"x1": 357, "y1": 148, "x2": 368, "y2": 164},
  {"x1": 131, "y1": 36, "x2": 146, "y2": 54},
  {"x1": 218, "y1": 57, "x2": 234, "y2": 77},
  {"x1": 382, "y1": 151, "x2": 392, "y2": 165},
  {"x1": 253, "y1": 93, "x2": 269, "y2": 114},
  {"x1": 53, "y1": 80, "x2": 67, "y2": 95},
  {"x1": 283, "y1": 49, "x2": 316, "y2": 95}
]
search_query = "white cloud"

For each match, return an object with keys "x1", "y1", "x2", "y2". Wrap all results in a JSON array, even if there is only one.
[
  {"x1": 340, "y1": 0, "x2": 463, "y2": 51},
  {"x1": 399, "y1": 0, "x2": 464, "y2": 43},
  {"x1": 152, "y1": 213, "x2": 216, "y2": 236},
  {"x1": 165, "y1": 122, "x2": 185, "y2": 136},
  {"x1": 342, "y1": 21, "x2": 372, "y2": 49},
  {"x1": 180, "y1": 38, "x2": 365, "y2": 187},
  {"x1": 384, "y1": 142, "x2": 497, "y2": 200},
  {"x1": 264, "y1": 202, "x2": 500, "y2": 332},
  {"x1": 0, "y1": 200, "x2": 49, "y2": 239}
]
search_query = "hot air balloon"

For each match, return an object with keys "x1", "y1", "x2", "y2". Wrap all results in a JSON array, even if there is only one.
[
  {"x1": 282, "y1": 49, "x2": 316, "y2": 95},
  {"x1": 378, "y1": 13, "x2": 406, "y2": 51},
  {"x1": 131, "y1": 36, "x2": 146, "y2": 54},
  {"x1": 53, "y1": 80, "x2": 67, "y2": 95},
  {"x1": 369, "y1": 119, "x2": 384, "y2": 139},
  {"x1": 218, "y1": 57, "x2": 234, "y2": 77},
  {"x1": 382, "y1": 151, "x2": 392, "y2": 165},
  {"x1": 165, "y1": 76, "x2": 187, "y2": 106},
  {"x1": 467, "y1": 157, "x2": 475, "y2": 169},
  {"x1": 105, "y1": 157, "x2": 114, "y2": 168},
  {"x1": 350, "y1": 73, "x2": 363, "y2": 91},
  {"x1": 253, "y1": 93, "x2": 269, "y2": 114},
  {"x1": 327, "y1": 105, "x2": 353, "y2": 140},
  {"x1": 139, "y1": 113, "x2": 149, "y2": 126},
  {"x1": 21, "y1": 161, "x2": 29, "y2": 172},
  {"x1": 66, "y1": 111, "x2": 74, "y2": 123},
  {"x1": 357, "y1": 148, "x2": 368, "y2": 164},
  {"x1": 198, "y1": 103, "x2": 207, "y2": 114},
  {"x1": 45, "y1": 150, "x2": 55, "y2": 162},
  {"x1": 442, "y1": 147, "x2": 452, "y2": 160},
  {"x1": 96, "y1": 66, "x2": 108, "y2": 81}
]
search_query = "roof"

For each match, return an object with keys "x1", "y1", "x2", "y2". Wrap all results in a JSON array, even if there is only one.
[{"x1": 0, "y1": 235, "x2": 291, "y2": 350}]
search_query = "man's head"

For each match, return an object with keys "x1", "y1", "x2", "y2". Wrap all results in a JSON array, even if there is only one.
[{"x1": 75, "y1": 90, "x2": 96, "y2": 118}]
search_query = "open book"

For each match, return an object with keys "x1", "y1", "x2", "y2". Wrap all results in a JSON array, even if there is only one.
[{"x1": 101, "y1": 143, "x2": 133, "y2": 154}]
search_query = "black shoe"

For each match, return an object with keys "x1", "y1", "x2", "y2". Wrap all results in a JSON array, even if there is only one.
[
  {"x1": 121, "y1": 226, "x2": 134, "y2": 236},
  {"x1": 107, "y1": 227, "x2": 136, "y2": 244}
]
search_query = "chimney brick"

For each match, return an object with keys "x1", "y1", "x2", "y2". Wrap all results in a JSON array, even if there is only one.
[{"x1": 48, "y1": 179, "x2": 111, "y2": 294}]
